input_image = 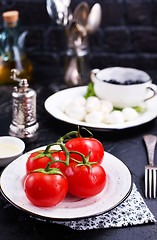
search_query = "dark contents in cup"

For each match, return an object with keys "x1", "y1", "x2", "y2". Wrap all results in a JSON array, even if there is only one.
[{"x1": 103, "y1": 79, "x2": 145, "y2": 85}]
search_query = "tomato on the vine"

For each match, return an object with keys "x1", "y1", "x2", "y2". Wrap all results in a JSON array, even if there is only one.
[
  {"x1": 24, "y1": 168, "x2": 68, "y2": 207},
  {"x1": 65, "y1": 138, "x2": 104, "y2": 164},
  {"x1": 26, "y1": 150, "x2": 66, "y2": 173},
  {"x1": 64, "y1": 161, "x2": 106, "y2": 198},
  {"x1": 24, "y1": 128, "x2": 106, "y2": 206}
]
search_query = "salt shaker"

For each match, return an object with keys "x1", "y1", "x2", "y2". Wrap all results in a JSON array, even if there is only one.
[{"x1": 9, "y1": 69, "x2": 39, "y2": 139}]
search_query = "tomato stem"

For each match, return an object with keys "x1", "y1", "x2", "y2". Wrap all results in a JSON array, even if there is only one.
[
  {"x1": 69, "y1": 150, "x2": 89, "y2": 164},
  {"x1": 58, "y1": 131, "x2": 79, "y2": 143},
  {"x1": 81, "y1": 127, "x2": 93, "y2": 138},
  {"x1": 69, "y1": 150, "x2": 98, "y2": 171},
  {"x1": 77, "y1": 126, "x2": 81, "y2": 138},
  {"x1": 58, "y1": 143, "x2": 70, "y2": 166},
  {"x1": 43, "y1": 142, "x2": 70, "y2": 167},
  {"x1": 57, "y1": 127, "x2": 93, "y2": 144},
  {"x1": 43, "y1": 144, "x2": 52, "y2": 154},
  {"x1": 28, "y1": 167, "x2": 66, "y2": 178}
]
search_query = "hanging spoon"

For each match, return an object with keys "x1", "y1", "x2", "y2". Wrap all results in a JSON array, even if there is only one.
[
  {"x1": 46, "y1": 0, "x2": 71, "y2": 26},
  {"x1": 73, "y1": 2, "x2": 89, "y2": 36},
  {"x1": 68, "y1": 20, "x2": 83, "y2": 47},
  {"x1": 86, "y1": 3, "x2": 102, "y2": 33},
  {"x1": 46, "y1": 0, "x2": 58, "y2": 22}
]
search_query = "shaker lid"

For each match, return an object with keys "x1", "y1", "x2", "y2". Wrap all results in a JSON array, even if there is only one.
[{"x1": 2, "y1": 11, "x2": 19, "y2": 23}]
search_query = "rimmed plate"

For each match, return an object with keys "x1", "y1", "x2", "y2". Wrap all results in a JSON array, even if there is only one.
[
  {"x1": 44, "y1": 86, "x2": 157, "y2": 131},
  {"x1": 0, "y1": 146, "x2": 132, "y2": 220}
]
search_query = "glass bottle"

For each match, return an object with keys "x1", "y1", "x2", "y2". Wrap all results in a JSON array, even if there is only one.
[{"x1": 0, "y1": 11, "x2": 33, "y2": 84}]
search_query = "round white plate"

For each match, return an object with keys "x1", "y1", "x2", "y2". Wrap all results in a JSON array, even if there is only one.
[
  {"x1": 0, "y1": 146, "x2": 132, "y2": 220},
  {"x1": 44, "y1": 86, "x2": 157, "y2": 130}
]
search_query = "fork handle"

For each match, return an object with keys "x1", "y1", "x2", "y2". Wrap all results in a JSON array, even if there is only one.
[{"x1": 143, "y1": 134, "x2": 157, "y2": 166}]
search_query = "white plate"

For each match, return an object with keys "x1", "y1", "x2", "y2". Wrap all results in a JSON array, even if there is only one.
[
  {"x1": 44, "y1": 86, "x2": 157, "y2": 130},
  {"x1": 0, "y1": 146, "x2": 132, "y2": 220}
]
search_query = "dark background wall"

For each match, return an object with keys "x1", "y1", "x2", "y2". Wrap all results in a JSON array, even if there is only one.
[{"x1": 0, "y1": 0, "x2": 157, "y2": 76}]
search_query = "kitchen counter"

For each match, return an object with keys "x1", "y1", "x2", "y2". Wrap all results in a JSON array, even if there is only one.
[{"x1": 0, "y1": 66, "x2": 157, "y2": 240}]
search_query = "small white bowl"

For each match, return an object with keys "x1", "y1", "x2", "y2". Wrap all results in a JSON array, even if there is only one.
[{"x1": 0, "y1": 136, "x2": 25, "y2": 167}]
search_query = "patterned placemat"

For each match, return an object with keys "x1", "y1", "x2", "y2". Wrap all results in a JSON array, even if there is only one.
[{"x1": 40, "y1": 184, "x2": 155, "y2": 230}]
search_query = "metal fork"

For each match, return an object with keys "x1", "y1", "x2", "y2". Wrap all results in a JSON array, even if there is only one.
[{"x1": 143, "y1": 134, "x2": 157, "y2": 198}]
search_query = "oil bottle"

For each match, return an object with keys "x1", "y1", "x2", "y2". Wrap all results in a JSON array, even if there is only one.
[{"x1": 0, "y1": 11, "x2": 33, "y2": 84}]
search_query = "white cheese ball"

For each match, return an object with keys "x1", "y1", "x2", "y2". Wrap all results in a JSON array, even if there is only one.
[
  {"x1": 106, "y1": 110, "x2": 124, "y2": 124},
  {"x1": 122, "y1": 107, "x2": 138, "y2": 121},
  {"x1": 65, "y1": 104, "x2": 86, "y2": 121},
  {"x1": 85, "y1": 96, "x2": 101, "y2": 113},
  {"x1": 60, "y1": 99, "x2": 72, "y2": 112},
  {"x1": 85, "y1": 111, "x2": 103, "y2": 124},
  {"x1": 100, "y1": 100, "x2": 113, "y2": 114},
  {"x1": 101, "y1": 112, "x2": 110, "y2": 123},
  {"x1": 73, "y1": 96, "x2": 86, "y2": 106}
]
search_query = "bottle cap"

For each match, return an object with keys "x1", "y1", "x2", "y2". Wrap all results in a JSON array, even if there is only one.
[{"x1": 2, "y1": 11, "x2": 19, "y2": 24}]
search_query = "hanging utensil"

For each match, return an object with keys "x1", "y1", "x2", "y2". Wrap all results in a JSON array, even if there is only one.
[
  {"x1": 86, "y1": 3, "x2": 102, "y2": 33},
  {"x1": 64, "y1": 20, "x2": 89, "y2": 86},
  {"x1": 63, "y1": 0, "x2": 71, "y2": 8},
  {"x1": 67, "y1": 20, "x2": 83, "y2": 48},
  {"x1": 46, "y1": 0, "x2": 71, "y2": 26},
  {"x1": 46, "y1": 0, "x2": 58, "y2": 22},
  {"x1": 64, "y1": 21, "x2": 82, "y2": 85},
  {"x1": 73, "y1": 2, "x2": 89, "y2": 36}
]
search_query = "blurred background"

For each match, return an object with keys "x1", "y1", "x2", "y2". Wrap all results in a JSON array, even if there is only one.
[{"x1": 0, "y1": 0, "x2": 157, "y2": 81}]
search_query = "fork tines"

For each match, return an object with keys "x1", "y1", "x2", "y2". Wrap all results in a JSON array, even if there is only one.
[{"x1": 145, "y1": 165, "x2": 157, "y2": 198}]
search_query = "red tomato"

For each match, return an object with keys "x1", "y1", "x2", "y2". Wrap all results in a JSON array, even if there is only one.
[
  {"x1": 24, "y1": 171, "x2": 68, "y2": 207},
  {"x1": 26, "y1": 150, "x2": 66, "y2": 173},
  {"x1": 64, "y1": 162, "x2": 106, "y2": 198},
  {"x1": 65, "y1": 138, "x2": 104, "y2": 164}
]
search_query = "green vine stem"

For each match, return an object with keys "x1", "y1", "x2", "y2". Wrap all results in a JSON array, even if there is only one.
[
  {"x1": 28, "y1": 167, "x2": 65, "y2": 178},
  {"x1": 69, "y1": 150, "x2": 99, "y2": 171},
  {"x1": 43, "y1": 142, "x2": 70, "y2": 167},
  {"x1": 57, "y1": 127, "x2": 93, "y2": 144},
  {"x1": 57, "y1": 130, "x2": 79, "y2": 143},
  {"x1": 31, "y1": 127, "x2": 94, "y2": 170}
]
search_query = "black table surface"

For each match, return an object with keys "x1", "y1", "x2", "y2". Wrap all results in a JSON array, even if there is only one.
[{"x1": 0, "y1": 66, "x2": 157, "y2": 240}]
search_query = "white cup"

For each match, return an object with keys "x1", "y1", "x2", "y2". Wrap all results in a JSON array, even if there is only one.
[{"x1": 91, "y1": 67, "x2": 156, "y2": 108}]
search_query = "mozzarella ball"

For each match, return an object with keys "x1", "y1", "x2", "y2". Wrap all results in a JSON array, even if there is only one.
[
  {"x1": 65, "y1": 104, "x2": 86, "y2": 121},
  {"x1": 73, "y1": 96, "x2": 86, "y2": 106},
  {"x1": 85, "y1": 111, "x2": 103, "y2": 124},
  {"x1": 60, "y1": 99, "x2": 72, "y2": 112},
  {"x1": 101, "y1": 112, "x2": 110, "y2": 123},
  {"x1": 122, "y1": 107, "x2": 138, "y2": 121},
  {"x1": 106, "y1": 110, "x2": 124, "y2": 124},
  {"x1": 100, "y1": 100, "x2": 113, "y2": 114},
  {"x1": 85, "y1": 96, "x2": 101, "y2": 113}
]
